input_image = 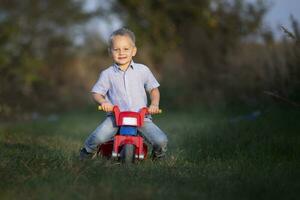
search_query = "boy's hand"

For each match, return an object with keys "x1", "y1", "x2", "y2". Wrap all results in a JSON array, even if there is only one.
[
  {"x1": 148, "y1": 104, "x2": 160, "y2": 114},
  {"x1": 101, "y1": 102, "x2": 114, "y2": 112}
]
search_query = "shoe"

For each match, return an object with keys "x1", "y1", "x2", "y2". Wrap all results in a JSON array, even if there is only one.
[
  {"x1": 151, "y1": 149, "x2": 166, "y2": 161},
  {"x1": 79, "y1": 147, "x2": 93, "y2": 160}
]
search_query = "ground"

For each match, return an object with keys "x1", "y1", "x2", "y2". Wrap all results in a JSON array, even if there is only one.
[{"x1": 0, "y1": 105, "x2": 299, "y2": 200}]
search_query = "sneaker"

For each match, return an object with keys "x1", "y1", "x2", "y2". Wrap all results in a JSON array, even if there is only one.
[
  {"x1": 151, "y1": 149, "x2": 166, "y2": 161},
  {"x1": 79, "y1": 147, "x2": 93, "y2": 160}
]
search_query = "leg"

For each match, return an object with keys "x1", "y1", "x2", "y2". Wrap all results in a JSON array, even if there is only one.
[
  {"x1": 138, "y1": 121, "x2": 168, "y2": 158},
  {"x1": 84, "y1": 116, "x2": 118, "y2": 153}
]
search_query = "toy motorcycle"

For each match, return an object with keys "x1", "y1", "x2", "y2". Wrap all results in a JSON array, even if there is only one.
[{"x1": 96, "y1": 105, "x2": 161, "y2": 164}]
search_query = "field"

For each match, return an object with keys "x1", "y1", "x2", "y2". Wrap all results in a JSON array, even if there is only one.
[{"x1": 0, "y1": 105, "x2": 299, "y2": 200}]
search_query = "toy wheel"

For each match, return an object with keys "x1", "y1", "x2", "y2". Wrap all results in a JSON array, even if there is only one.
[{"x1": 121, "y1": 144, "x2": 135, "y2": 164}]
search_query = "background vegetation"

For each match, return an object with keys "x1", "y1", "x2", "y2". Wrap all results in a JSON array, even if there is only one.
[{"x1": 0, "y1": 0, "x2": 299, "y2": 118}]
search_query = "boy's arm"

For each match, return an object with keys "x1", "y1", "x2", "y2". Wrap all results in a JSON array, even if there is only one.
[
  {"x1": 148, "y1": 88, "x2": 160, "y2": 114},
  {"x1": 92, "y1": 93, "x2": 113, "y2": 112}
]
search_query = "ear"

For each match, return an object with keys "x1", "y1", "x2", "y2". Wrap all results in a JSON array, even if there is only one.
[{"x1": 132, "y1": 46, "x2": 137, "y2": 56}]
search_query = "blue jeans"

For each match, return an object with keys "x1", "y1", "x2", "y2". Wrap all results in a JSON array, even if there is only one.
[{"x1": 84, "y1": 116, "x2": 168, "y2": 156}]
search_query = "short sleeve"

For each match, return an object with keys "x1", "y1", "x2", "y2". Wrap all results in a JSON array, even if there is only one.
[
  {"x1": 91, "y1": 71, "x2": 110, "y2": 95},
  {"x1": 144, "y1": 67, "x2": 160, "y2": 92}
]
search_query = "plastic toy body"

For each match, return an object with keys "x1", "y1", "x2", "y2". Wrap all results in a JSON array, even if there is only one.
[{"x1": 97, "y1": 106, "x2": 149, "y2": 163}]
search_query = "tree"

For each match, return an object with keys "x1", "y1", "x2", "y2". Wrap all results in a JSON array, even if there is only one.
[
  {"x1": 110, "y1": 0, "x2": 268, "y2": 104},
  {"x1": 0, "y1": 0, "x2": 97, "y2": 116}
]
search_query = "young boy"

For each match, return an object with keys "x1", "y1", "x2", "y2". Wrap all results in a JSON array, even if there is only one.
[{"x1": 80, "y1": 28, "x2": 168, "y2": 160}]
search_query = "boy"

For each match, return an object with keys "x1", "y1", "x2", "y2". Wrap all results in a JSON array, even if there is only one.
[{"x1": 80, "y1": 28, "x2": 168, "y2": 160}]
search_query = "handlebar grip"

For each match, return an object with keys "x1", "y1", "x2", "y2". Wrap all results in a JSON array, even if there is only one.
[{"x1": 98, "y1": 105, "x2": 162, "y2": 114}]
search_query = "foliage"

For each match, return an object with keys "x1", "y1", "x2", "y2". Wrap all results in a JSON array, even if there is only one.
[
  {"x1": 1, "y1": 0, "x2": 300, "y2": 117},
  {"x1": 111, "y1": 0, "x2": 271, "y2": 105},
  {"x1": 279, "y1": 17, "x2": 300, "y2": 99},
  {"x1": 0, "y1": 0, "x2": 97, "y2": 117},
  {"x1": 113, "y1": 0, "x2": 266, "y2": 63}
]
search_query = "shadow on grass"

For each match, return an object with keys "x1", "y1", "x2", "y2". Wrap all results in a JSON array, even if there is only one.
[
  {"x1": 179, "y1": 107, "x2": 300, "y2": 163},
  {"x1": 175, "y1": 108, "x2": 300, "y2": 200},
  {"x1": 0, "y1": 140, "x2": 96, "y2": 199},
  {"x1": 0, "y1": 141, "x2": 67, "y2": 175}
]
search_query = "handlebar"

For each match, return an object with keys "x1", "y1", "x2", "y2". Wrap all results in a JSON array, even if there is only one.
[{"x1": 98, "y1": 105, "x2": 162, "y2": 114}]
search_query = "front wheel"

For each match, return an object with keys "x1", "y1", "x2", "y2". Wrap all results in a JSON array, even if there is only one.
[{"x1": 121, "y1": 144, "x2": 135, "y2": 164}]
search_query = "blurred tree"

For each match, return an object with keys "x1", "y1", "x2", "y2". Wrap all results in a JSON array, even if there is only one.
[
  {"x1": 279, "y1": 17, "x2": 300, "y2": 100},
  {"x1": 111, "y1": 0, "x2": 268, "y2": 105},
  {"x1": 112, "y1": 0, "x2": 266, "y2": 62},
  {"x1": 0, "y1": 0, "x2": 97, "y2": 116}
]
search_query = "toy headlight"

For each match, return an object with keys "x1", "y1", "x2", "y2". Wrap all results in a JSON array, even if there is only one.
[{"x1": 122, "y1": 117, "x2": 138, "y2": 126}]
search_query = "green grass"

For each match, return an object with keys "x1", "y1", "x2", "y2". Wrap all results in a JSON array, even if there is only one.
[{"x1": 0, "y1": 106, "x2": 299, "y2": 200}]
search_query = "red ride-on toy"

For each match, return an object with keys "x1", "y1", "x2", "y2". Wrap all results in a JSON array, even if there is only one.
[{"x1": 96, "y1": 105, "x2": 161, "y2": 164}]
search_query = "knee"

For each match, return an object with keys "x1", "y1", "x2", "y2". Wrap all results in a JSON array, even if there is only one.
[
  {"x1": 86, "y1": 130, "x2": 113, "y2": 145},
  {"x1": 95, "y1": 134, "x2": 112, "y2": 144}
]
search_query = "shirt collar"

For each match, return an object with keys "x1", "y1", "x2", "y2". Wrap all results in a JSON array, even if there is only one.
[{"x1": 113, "y1": 60, "x2": 135, "y2": 72}]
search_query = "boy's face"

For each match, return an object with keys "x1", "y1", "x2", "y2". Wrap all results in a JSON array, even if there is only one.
[{"x1": 110, "y1": 35, "x2": 137, "y2": 69}]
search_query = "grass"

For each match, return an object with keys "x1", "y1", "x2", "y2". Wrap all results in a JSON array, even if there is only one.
[{"x1": 0, "y1": 105, "x2": 299, "y2": 200}]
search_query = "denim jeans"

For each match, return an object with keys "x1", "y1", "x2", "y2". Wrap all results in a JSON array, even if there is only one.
[{"x1": 84, "y1": 116, "x2": 168, "y2": 156}]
